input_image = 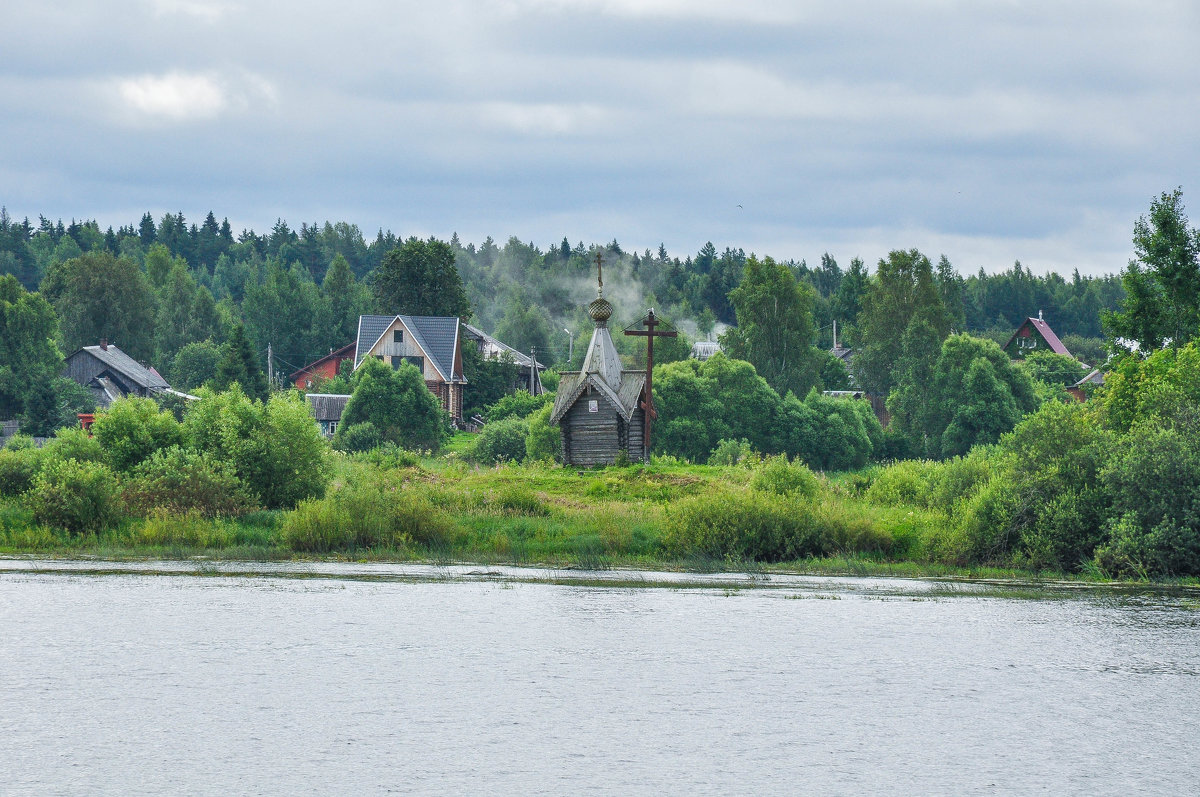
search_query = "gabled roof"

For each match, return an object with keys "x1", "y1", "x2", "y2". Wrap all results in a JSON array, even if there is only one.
[
  {"x1": 1074, "y1": 368, "x2": 1105, "y2": 388},
  {"x1": 550, "y1": 370, "x2": 646, "y2": 425},
  {"x1": 354, "y1": 314, "x2": 463, "y2": 382},
  {"x1": 69, "y1": 344, "x2": 169, "y2": 391},
  {"x1": 462, "y1": 323, "x2": 545, "y2": 370},
  {"x1": 289, "y1": 342, "x2": 356, "y2": 381},
  {"x1": 305, "y1": 393, "x2": 351, "y2": 422},
  {"x1": 1005, "y1": 316, "x2": 1072, "y2": 357}
]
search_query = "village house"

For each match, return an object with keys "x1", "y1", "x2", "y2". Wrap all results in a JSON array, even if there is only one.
[
  {"x1": 551, "y1": 287, "x2": 648, "y2": 466},
  {"x1": 304, "y1": 314, "x2": 468, "y2": 432},
  {"x1": 289, "y1": 342, "x2": 356, "y2": 390},
  {"x1": 462, "y1": 323, "x2": 545, "y2": 394},
  {"x1": 1003, "y1": 312, "x2": 1072, "y2": 359},
  {"x1": 63, "y1": 339, "x2": 174, "y2": 408}
]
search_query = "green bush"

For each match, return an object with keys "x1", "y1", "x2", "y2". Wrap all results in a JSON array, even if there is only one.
[
  {"x1": 0, "y1": 446, "x2": 44, "y2": 497},
  {"x1": 42, "y1": 427, "x2": 105, "y2": 465},
  {"x1": 524, "y1": 403, "x2": 561, "y2": 463},
  {"x1": 486, "y1": 391, "x2": 550, "y2": 422},
  {"x1": 280, "y1": 479, "x2": 453, "y2": 552},
  {"x1": 864, "y1": 459, "x2": 939, "y2": 507},
  {"x1": 26, "y1": 458, "x2": 122, "y2": 535},
  {"x1": 121, "y1": 446, "x2": 257, "y2": 518},
  {"x1": 707, "y1": 438, "x2": 755, "y2": 466},
  {"x1": 485, "y1": 484, "x2": 549, "y2": 516},
  {"x1": 470, "y1": 416, "x2": 529, "y2": 464},
  {"x1": 334, "y1": 421, "x2": 384, "y2": 453},
  {"x1": 185, "y1": 387, "x2": 331, "y2": 509},
  {"x1": 354, "y1": 442, "x2": 420, "y2": 469},
  {"x1": 90, "y1": 396, "x2": 185, "y2": 472},
  {"x1": 750, "y1": 455, "x2": 820, "y2": 498}
]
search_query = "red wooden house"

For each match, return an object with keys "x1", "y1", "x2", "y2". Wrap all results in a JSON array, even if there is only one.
[{"x1": 290, "y1": 343, "x2": 356, "y2": 390}]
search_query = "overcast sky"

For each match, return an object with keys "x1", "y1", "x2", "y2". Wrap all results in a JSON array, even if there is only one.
[{"x1": 2, "y1": 0, "x2": 1197, "y2": 275}]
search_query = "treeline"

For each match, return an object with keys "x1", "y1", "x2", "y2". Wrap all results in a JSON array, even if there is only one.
[{"x1": 1, "y1": 206, "x2": 1122, "y2": 373}]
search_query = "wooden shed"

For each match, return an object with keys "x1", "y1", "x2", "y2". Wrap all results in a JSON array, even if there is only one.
[{"x1": 551, "y1": 292, "x2": 647, "y2": 465}]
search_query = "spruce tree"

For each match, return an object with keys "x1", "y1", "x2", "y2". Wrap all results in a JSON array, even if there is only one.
[{"x1": 214, "y1": 323, "x2": 268, "y2": 401}]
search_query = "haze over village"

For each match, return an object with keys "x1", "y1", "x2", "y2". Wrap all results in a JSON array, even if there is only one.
[{"x1": 3, "y1": 2, "x2": 1200, "y2": 795}]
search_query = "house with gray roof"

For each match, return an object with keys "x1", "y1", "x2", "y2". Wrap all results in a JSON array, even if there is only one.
[
  {"x1": 461, "y1": 323, "x2": 545, "y2": 394},
  {"x1": 353, "y1": 314, "x2": 467, "y2": 423},
  {"x1": 305, "y1": 394, "x2": 351, "y2": 438},
  {"x1": 63, "y1": 340, "x2": 173, "y2": 409}
]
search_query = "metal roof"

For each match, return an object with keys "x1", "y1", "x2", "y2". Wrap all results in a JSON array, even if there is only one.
[
  {"x1": 305, "y1": 393, "x2": 351, "y2": 421},
  {"x1": 1004, "y1": 316, "x2": 1072, "y2": 357},
  {"x1": 71, "y1": 344, "x2": 170, "y2": 390},
  {"x1": 354, "y1": 314, "x2": 461, "y2": 382},
  {"x1": 290, "y1": 342, "x2": 356, "y2": 381},
  {"x1": 462, "y1": 323, "x2": 545, "y2": 370}
]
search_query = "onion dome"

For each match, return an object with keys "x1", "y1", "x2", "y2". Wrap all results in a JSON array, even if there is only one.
[{"x1": 588, "y1": 296, "x2": 613, "y2": 324}]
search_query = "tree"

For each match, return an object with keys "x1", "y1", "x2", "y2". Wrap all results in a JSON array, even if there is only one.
[
  {"x1": 854, "y1": 249, "x2": 950, "y2": 395},
  {"x1": 40, "y1": 251, "x2": 157, "y2": 361},
  {"x1": 720, "y1": 255, "x2": 821, "y2": 397},
  {"x1": 494, "y1": 290, "x2": 552, "y2": 359},
  {"x1": 461, "y1": 345, "x2": 519, "y2": 421},
  {"x1": 373, "y1": 237, "x2": 470, "y2": 319},
  {"x1": 894, "y1": 334, "x2": 1038, "y2": 458},
  {"x1": 321, "y1": 254, "x2": 372, "y2": 345},
  {"x1": 0, "y1": 274, "x2": 63, "y2": 420},
  {"x1": 89, "y1": 396, "x2": 185, "y2": 472},
  {"x1": 1104, "y1": 188, "x2": 1200, "y2": 352},
  {"x1": 184, "y1": 386, "x2": 330, "y2": 509},
  {"x1": 213, "y1": 323, "x2": 268, "y2": 401},
  {"x1": 334, "y1": 357, "x2": 448, "y2": 452},
  {"x1": 171, "y1": 340, "x2": 223, "y2": 391}
]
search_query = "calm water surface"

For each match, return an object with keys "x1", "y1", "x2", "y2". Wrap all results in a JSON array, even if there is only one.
[{"x1": 1, "y1": 562, "x2": 1198, "y2": 796}]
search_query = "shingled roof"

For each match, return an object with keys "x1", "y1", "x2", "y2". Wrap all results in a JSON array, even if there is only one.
[
  {"x1": 354, "y1": 314, "x2": 463, "y2": 382},
  {"x1": 1005, "y1": 315, "x2": 1072, "y2": 357}
]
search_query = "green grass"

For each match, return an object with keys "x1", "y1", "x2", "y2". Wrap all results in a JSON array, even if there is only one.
[{"x1": 3, "y1": 454, "x2": 1196, "y2": 587}]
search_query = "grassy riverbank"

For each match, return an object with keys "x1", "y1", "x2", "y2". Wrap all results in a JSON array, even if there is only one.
[{"x1": 1, "y1": 448, "x2": 1189, "y2": 585}]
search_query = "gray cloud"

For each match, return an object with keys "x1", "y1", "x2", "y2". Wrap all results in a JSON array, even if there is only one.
[{"x1": 2, "y1": 0, "x2": 1197, "y2": 275}]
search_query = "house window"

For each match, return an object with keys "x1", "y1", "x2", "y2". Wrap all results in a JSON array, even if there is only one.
[
  {"x1": 393, "y1": 329, "x2": 404, "y2": 343},
  {"x1": 406, "y1": 356, "x2": 424, "y2": 374},
  {"x1": 328, "y1": 421, "x2": 337, "y2": 436},
  {"x1": 588, "y1": 400, "x2": 599, "y2": 413}
]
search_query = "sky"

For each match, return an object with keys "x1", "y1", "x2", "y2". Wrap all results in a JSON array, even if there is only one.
[{"x1": 2, "y1": 0, "x2": 1198, "y2": 276}]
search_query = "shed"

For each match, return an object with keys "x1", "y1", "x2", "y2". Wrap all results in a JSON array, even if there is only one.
[
  {"x1": 550, "y1": 291, "x2": 647, "y2": 465},
  {"x1": 305, "y1": 393, "x2": 351, "y2": 438}
]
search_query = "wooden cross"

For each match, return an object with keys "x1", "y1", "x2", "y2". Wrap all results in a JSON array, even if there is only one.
[
  {"x1": 594, "y1": 252, "x2": 604, "y2": 291},
  {"x1": 624, "y1": 308, "x2": 677, "y2": 463}
]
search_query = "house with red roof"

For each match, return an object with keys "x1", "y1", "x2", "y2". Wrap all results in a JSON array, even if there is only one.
[{"x1": 1003, "y1": 312, "x2": 1072, "y2": 359}]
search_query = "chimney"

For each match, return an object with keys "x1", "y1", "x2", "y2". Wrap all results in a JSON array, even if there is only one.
[{"x1": 100, "y1": 338, "x2": 108, "y2": 351}]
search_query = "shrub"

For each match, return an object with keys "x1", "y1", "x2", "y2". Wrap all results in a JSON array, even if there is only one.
[
  {"x1": 354, "y1": 442, "x2": 420, "y2": 469},
  {"x1": 864, "y1": 459, "x2": 939, "y2": 507},
  {"x1": 185, "y1": 387, "x2": 331, "y2": 509},
  {"x1": 486, "y1": 391, "x2": 551, "y2": 422},
  {"x1": 26, "y1": 458, "x2": 122, "y2": 535},
  {"x1": 524, "y1": 403, "x2": 561, "y2": 463},
  {"x1": 485, "y1": 484, "x2": 549, "y2": 516},
  {"x1": 42, "y1": 427, "x2": 105, "y2": 465},
  {"x1": 335, "y1": 421, "x2": 384, "y2": 453},
  {"x1": 707, "y1": 438, "x2": 755, "y2": 466},
  {"x1": 90, "y1": 396, "x2": 185, "y2": 472},
  {"x1": 750, "y1": 455, "x2": 820, "y2": 498},
  {"x1": 280, "y1": 479, "x2": 453, "y2": 553},
  {"x1": 470, "y1": 416, "x2": 529, "y2": 464},
  {"x1": 121, "y1": 446, "x2": 257, "y2": 518},
  {"x1": 0, "y1": 446, "x2": 44, "y2": 497}
]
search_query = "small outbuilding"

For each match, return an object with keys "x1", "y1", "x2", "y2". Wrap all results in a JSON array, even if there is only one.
[{"x1": 550, "y1": 291, "x2": 646, "y2": 466}]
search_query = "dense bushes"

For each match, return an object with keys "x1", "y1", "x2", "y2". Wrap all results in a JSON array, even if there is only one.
[
  {"x1": 28, "y1": 458, "x2": 122, "y2": 535},
  {"x1": 469, "y1": 416, "x2": 529, "y2": 464},
  {"x1": 121, "y1": 446, "x2": 257, "y2": 518},
  {"x1": 281, "y1": 478, "x2": 452, "y2": 552}
]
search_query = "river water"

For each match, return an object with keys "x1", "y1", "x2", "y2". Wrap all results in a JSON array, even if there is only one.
[{"x1": 2, "y1": 562, "x2": 1198, "y2": 796}]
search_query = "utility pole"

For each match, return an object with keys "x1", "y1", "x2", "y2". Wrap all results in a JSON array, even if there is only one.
[
  {"x1": 267, "y1": 342, "x2": 273, "y2": 389},
  {"x1": 563, "y1": 328, "x2": 573, "y2": 362},
  {"x1": 624, "y1": 308, "x2": 677, "y2": 463},
  {"x1": 529, "y1": 347, "x2": 537, "y2": 395}
]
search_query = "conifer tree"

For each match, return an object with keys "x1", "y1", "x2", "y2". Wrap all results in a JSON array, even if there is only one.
[{"x1": 214, "y1": 323, "x2": 268, "y2": 401}]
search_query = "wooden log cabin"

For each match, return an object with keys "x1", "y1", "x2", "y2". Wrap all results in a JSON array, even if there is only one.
[{"x1": 550, "y1": 291, "x2": 647, "y2": 465}]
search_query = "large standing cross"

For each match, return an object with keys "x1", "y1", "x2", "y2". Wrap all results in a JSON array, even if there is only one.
[
  {"x1": 624, "y1": 308, "x2": 677, "y2": 463},
  {"x1": 594, "y1": 252, "x2": 604, "y2": 292}
]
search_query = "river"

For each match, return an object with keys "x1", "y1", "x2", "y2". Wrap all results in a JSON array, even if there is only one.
[{"x1": 2, "y1": 561, "x2": 1198, "y2": 795}]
